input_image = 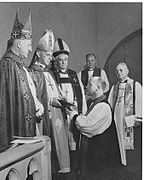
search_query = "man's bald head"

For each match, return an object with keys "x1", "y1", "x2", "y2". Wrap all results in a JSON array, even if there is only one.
[
  {"x1": 87, "y1": 77, "x2": 106, "y2": 97},
  {"x1": 90, "y1": 77, "x2": 106, "y2": 92},
  {"x1": 116, "y1": 62, "x2": 129, "y2": 81}
]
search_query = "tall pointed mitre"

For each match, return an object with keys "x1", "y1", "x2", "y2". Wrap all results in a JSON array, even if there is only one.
[
  {"x1": 36, "y1": 29, "x2": 55, "y2": 52},
  {"x1": 22, "y1": 11, "x2": 32, "y2": 40},
  {"x1": 10, "y1": 11, "x2": 24, "y2": 40},
  {"x1": 53, "y1": 38, "x2": 70, "y2": 58},
  {"x1": 10, "y1": 11, "x2": 32, "y2": 40}
]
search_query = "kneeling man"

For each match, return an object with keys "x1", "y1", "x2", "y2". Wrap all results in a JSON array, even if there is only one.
[{"x1": 67, "y1": 77, "x2": 120, "y2": 179}]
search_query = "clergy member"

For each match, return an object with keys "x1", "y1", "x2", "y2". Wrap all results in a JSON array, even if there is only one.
[
  {"x1": 0, "y1": 11, "x2": 44, "y2": 150},
  {"x1": 67, "y1": 77, "x2": 120, "y2": 179},
  {"x1": 52, "y1": 38, "x2": 87, "y2": 173},
  {"x1": 29, "y1": 30, "x2": 70, "y2": 179},
  {"x1": 108, "y1": 62, "x2": 142, "y2": 166}
]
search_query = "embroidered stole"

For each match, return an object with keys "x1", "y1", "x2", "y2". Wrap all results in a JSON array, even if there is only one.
[
  {"x1": 113, "y1": 79, "x2": 135, "y2": 149},
  {"x1": 54, "y1": 69, "x2": 83, "y2": 114}
]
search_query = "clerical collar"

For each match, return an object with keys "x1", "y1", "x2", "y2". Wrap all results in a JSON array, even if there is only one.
[
  {"x1": 88, "y1": 68, "x2": 94, "y2": 71},
  {"x1": 5, "y1": 50, "x2": 24, "y2": 67},
  {"x1": 59, "y1": 70, "x2": 67, "y2": 74},
  {"x1": 7, "y1": 49, "x2": 21, "y2": 60},
  {"x1": 120, "y1": 77, "x2": 129, "y2": 83},
  {"x1": 86, "y1": 94, "x2": 106, "y2": 113}
]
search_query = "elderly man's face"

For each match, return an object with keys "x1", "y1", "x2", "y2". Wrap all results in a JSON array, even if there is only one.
[
  {"x1": 56, "y1": 54, "x2": 69, "y2": 71},
  {"x1": 19, "y1": 39, "x2": 32, "y2": 58},
  {"x1": 86, "y1": 55, "x2": 96, "y2": 70},
  {"x1": 116, "y1": 64, "x2": 129, "y2": 81},
  {"x1": 39, "y1": 51, "x2": 52, "y2": 66}
]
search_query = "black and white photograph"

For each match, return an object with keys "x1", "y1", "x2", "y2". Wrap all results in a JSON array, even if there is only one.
[{"x1": 0, "y1": 1, "x2": 142, "y2": 180}]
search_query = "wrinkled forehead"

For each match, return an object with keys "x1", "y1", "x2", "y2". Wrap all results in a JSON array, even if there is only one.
[{"x1": 42, "y1": 51, "x2": 52, "y2": 55}]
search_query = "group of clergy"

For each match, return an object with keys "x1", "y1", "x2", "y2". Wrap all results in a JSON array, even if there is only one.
[{"x1": 0, "y1": 11, "x2": 142, "y2": 180}]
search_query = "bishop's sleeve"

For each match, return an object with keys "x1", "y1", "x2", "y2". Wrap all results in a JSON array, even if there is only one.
[
  {"x1": 101, "y1": 69, "x2": 110, "y2": 93},
  {"x1": 108, "y1": 85, "x2": 114, "y2": 109},
  {"x1": 135, "y1": 82, "x2": 142, "y2": 118},
  {"x1": 75, "y1": 103, "x2": 112, "y2": 138}
]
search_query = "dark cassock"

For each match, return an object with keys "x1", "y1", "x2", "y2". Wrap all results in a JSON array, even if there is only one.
[
  {"x1": 79, "y1": 67, "x2": 109, "y2": 94},
  {"x1": 72, "y1": 95, "x2": 121, "y2": 178},
  {"x1": 29, "y1": 30, "x2": 70, "y2": 174},
  {"x1": 52, "y1": 38, "x2": 87, "y2": 152},
  {"x1": 0, "y1": 13, "x2": 37, "y2": 150}
]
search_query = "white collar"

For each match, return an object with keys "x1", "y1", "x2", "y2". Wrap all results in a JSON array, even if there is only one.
[
  {"x1": 120, "y1": 77, "x2": 130, "y2": 83},
  {"x1": 88, "y1": 68, "x2": 94, "y2": 71}
]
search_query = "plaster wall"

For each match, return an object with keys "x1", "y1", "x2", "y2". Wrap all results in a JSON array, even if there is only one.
[{"x1": 0, "y1": 2, "x2": 141, "y2": 71}]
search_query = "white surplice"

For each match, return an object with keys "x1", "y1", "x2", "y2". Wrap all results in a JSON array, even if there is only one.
[{"x1": 108, "y1": 78, "x2": 142, "y2": 166}]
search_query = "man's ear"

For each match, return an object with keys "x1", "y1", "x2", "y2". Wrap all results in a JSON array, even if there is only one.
[
  {"x1": 55, "y1": 58, "x2": 59, "y2": 65},
  {"x1": 36, "y1": 51, "x2": 40, "y2": 58},
  {"x1": 17, "y1": 40, "x2": 21, "y2": 49},
  {"x1": 127, "y1": 68, "x2": 129, "y2": 75}
]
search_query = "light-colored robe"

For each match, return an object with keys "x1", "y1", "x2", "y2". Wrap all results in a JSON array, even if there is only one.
[
  {"x1": 43, "y1": 71, "x2": 70, "y2": 173},
  {"x1": 108, "y1": 77, "x2": 142, "y2": 166},
  {"x1": 75, "y1": 102, "x2": 112, "y2": 138},
  {"x1": 30, "y1": 62, "x2": 70, "y2": 173}
]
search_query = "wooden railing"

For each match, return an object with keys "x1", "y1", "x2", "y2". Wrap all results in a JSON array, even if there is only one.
[{"x1": 0, "y1": 136, "x2": 51, "y2": 180}]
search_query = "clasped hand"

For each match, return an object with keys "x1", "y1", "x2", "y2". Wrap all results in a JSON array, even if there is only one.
[
  {"x1": 65, "y1": 105, "x2": 78, "y2": 116},
  {"x1": 51, "y1": 97, "x2": 62, "y2": 107},
  {"x1": 36, "y1": 102, "x2": 44, "y2": 122}
]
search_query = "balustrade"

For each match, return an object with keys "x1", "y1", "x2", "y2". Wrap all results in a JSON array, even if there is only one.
[{"x1": 0, "y1": 136, "x2": 51, "y2": 180}]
